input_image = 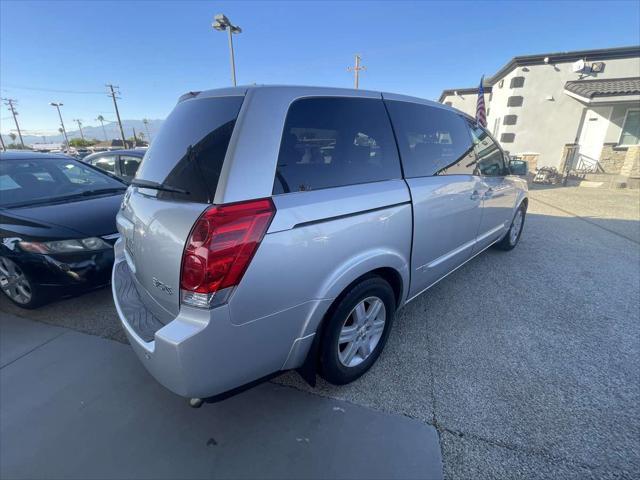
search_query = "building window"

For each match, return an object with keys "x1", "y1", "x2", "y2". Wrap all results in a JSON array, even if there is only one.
[
  {"x1": 503, "y1": 115, "x2": 518, "y2": 125},
  {"x1": 445, "y1": 101, "x2": 452, "y2": 106},
  {"x1": 498, "y1": 79, "x2": 504, "y2": 88},
  {"x1": 510, "y1": 76, "x2": 525, "y2": 88},
  {"x1": 486, "y1": 108, "x2": 490, "y2": 117},
  {"x1": 619, "y1": 109, "x2": 640, "y2": 146},
  {"x1": 507, "y1": 96, "x2": 524, "y2": 107},
  {"x1": 500, "y1": 133, "x2": 515, "y2": 143}
]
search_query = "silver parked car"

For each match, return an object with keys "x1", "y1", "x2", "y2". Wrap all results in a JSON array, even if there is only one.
[{"x1": 112, "y1": 86, "x2": 528, "y2": 402}]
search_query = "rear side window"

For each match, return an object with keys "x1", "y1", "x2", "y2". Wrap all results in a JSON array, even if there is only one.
[
  {"x1": 92, "y1": 155, "x2": 116, "y2": 173},
  {"x1": 136, "y1": 96, "x2": 244, "y2": 203},
  {"x1": 273, "y1": 97, "x2": 401, "y2": 194},
  {"x1": 385, "y1": 101, "x2": 475, "y2": 177},
  {"x1": 119, "y1": 155, "x2": 141, "y2": 177}
]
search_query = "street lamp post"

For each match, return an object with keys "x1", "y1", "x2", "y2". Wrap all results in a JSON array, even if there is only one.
[
  {"x1": 212, "y1": 13, "x2": 242, "y2": 86},
  {"x1": 50, "y1": 102, "x2": 69, "y2": 150}
]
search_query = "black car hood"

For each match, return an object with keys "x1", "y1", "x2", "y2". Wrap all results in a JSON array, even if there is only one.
[{"x1": 1, "y1": 193, "x2": 123, "y2": 241}]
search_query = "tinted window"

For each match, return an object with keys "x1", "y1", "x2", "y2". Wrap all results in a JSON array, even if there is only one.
[
  {"x1": 507, "y1": 96, "x2": 524, "y2": 107},
  {"x1": 469, "y1": 124, "x2": 506, "y2": 176},
  {"x1": 385, "y1": 101, "x2": 475, "y2": 177},
  {"x1": 273, "y1": 97, "x2": 401, "y2": 194},
  {"x1": 510, "y1": 76, "x2": 525, "y2": 88},
  {"x1": 119, "y1": 155, "x2": 141, "y2": 177},
  {"x1": 0, "y1": 157, "x2": 124, "y2": 207},
  {"x1": 136, "y1": 96, "x2": 244, "y2": 203},
  {"x1": 92, "y1": 155, "x2": 116, "y2": 173},
  {"x1": 503, "y1": 115, "x2": 517, "y2": 125},
  {"x1": 500, "y1": 133, "x2": 516, "y2": 143}
]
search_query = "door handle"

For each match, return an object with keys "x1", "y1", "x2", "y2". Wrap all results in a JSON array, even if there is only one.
[{"x1": 470, "y1": 190, "x2": 480, "y2": 201}]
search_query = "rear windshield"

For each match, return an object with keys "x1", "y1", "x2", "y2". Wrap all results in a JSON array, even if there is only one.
[
  {"x1": 0, "y1": 157, "x2": 125, "y2": 208},
  {"x1": 135, "y1": 96, "x2": 244, "y2": 203}
]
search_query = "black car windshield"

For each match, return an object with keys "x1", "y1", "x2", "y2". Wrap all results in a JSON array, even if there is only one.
[{"x1": 0, "y1": 157, "x2": 125, "y2": 208}]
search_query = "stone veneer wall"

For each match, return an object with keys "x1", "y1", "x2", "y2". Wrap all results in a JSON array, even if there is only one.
[
  {"x1": 599, "y1": 143, "x2": 628, "y2": 173},
  {"x1": 520, "y1": 154, "x2": 538, "y2": 172},
  {"x1": 620, "y1": 145, "x2": 640, "y2": 179}
]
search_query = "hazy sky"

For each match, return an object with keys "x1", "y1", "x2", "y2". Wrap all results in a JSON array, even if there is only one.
[{"x1": 1, "y1": 0, "x2": 639, "y2": 135}]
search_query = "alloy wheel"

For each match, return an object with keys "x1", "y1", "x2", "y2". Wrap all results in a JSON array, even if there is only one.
[
  {"x1": 0, "y1": 257, "x2": 33, "y2": 305},
  {"x1": 338, "y1": 296, "x2": 386, "y2": 367},
  {"x1": 510, "y1": 209, "x2": 524, "y2": 246}
]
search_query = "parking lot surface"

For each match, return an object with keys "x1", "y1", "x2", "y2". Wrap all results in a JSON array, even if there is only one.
[
  {"x1": 1, "y1": 186, "x2": 639, "y2": 479},
  {"x1": 1, "y1": 314, "x2": 442, "y2": 480}
]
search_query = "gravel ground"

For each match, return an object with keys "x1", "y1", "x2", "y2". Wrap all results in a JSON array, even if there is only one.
[{"x1": 2, "y1": 186, "x2": 639, "y2": 479}]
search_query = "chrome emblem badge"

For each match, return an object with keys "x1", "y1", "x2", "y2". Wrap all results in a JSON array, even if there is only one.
[{"x1": 152, "y1": 277, "x2": 174, "y2": 296}]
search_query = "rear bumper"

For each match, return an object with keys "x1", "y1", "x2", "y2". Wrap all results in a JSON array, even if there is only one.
[{"x1": 111, "y1": 239, "x2": 320, "y2": 399}]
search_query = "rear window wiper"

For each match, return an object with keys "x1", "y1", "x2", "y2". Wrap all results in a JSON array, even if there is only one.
[{"x1": 131, "y1": 179, "x2": 190, "y2": 195}]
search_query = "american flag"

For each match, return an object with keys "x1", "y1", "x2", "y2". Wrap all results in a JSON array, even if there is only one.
[{"x1": 476, "y1": 76, "x2": 487, "y2": 128}]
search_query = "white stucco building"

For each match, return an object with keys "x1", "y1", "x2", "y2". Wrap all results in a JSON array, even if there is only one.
[{"x1": 439, "y1": 46, "x2": 640, "y2": 181}]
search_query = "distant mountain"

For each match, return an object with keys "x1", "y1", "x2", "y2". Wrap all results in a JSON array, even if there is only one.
[{"x1": 6, "y1": 119, "x2": 164, "y2": 146}]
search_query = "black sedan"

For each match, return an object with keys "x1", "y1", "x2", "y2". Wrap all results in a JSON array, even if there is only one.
[{"x1": 0, "y1": 151, "x2": 126, "y2": 308}]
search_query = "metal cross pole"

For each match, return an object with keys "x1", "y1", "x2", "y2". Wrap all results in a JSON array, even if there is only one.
[
  {"x1": 212, "y1": 14, "x2": 242, "y2": 87},
  {"x1": 347, "y1": 55, "x2": 367, "y2": 89},
  {"x1": 3, "y1": 98, "x2": 25, "y2": 148},
  {"x1": 49, "y1": 102, "x2": 70, "y2": 150}
]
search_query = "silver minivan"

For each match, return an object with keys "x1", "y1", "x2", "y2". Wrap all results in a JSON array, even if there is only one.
[{"x1": 113, "y1": 85, "x2": 528, "y2": 402}]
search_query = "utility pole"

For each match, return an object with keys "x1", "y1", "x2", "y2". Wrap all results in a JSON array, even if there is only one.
[
  {"x1": 132, "y1": 127, "x2": 138, "y2": 147},
  {"x1": 106, "y1": 84, "x2": 127, "y2": 148},
  {"x1": 73, "y1": 119, "x2": 85, "y2": 141},
  {"x1": 143, "y1": 118, "x2": 151, "y2": 142},
  {"x1": 2, "y1": 98, "x2": 25, "y2": 148},
  {"x1": 347, "y1": 54, "x2": 366, "y2": 89},
  {"x1": 49, "y1": 102, "x2": 70, "y2": 150}
]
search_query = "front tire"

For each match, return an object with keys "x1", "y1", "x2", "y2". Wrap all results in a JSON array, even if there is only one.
[
  {"x1": 495, "y1": 203, "x2": 526, "y2": 251},
  {"x1": 319, "y1": 276, "x2": 395, "y2": 385},
  {"x1": 0, "y1": 257, "x2": 46, "y2": 309}
]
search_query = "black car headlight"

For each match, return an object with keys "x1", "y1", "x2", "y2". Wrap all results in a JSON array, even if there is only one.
[{"x1": 19, "y1": 237, "x2": 112, "y2": 254}]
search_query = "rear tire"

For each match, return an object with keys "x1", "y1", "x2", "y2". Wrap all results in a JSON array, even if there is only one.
[
  {"x1": 319, "y1": 276, "x2": 395, "y2": 385},
  {"x1": 495, "y1": 203, "x2": 526, "y2": 251}
]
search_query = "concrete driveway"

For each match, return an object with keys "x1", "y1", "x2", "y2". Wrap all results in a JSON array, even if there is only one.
[{"x1": 1, "y1": 186, "x2": 639, "y2": 479}]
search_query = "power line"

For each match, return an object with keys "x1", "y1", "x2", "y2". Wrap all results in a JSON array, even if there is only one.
[{"x1": 1, "y1": 84, "x2": 105, "y2": 95}]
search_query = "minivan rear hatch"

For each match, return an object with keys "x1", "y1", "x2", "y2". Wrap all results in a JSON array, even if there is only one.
[{"x1": 117, "y1": 94, "x2": 244, "y2": 322}]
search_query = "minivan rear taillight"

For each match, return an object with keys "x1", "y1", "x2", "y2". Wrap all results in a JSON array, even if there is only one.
[{"x1": 180, "y1": 198, "x2": 275, "y2": 308}]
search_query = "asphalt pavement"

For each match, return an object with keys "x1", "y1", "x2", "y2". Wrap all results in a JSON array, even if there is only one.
[
  {"x1": 1, "y1": 313, "x2": 442, "y2": 480},
  {"x1": 1, "y1": 186, "x2": 639, "y2": 479}
]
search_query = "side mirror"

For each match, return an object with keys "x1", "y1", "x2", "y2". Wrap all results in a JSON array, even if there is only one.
[{"x1": 509, "y1": 159, "x2": 528, "y2": 176}]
